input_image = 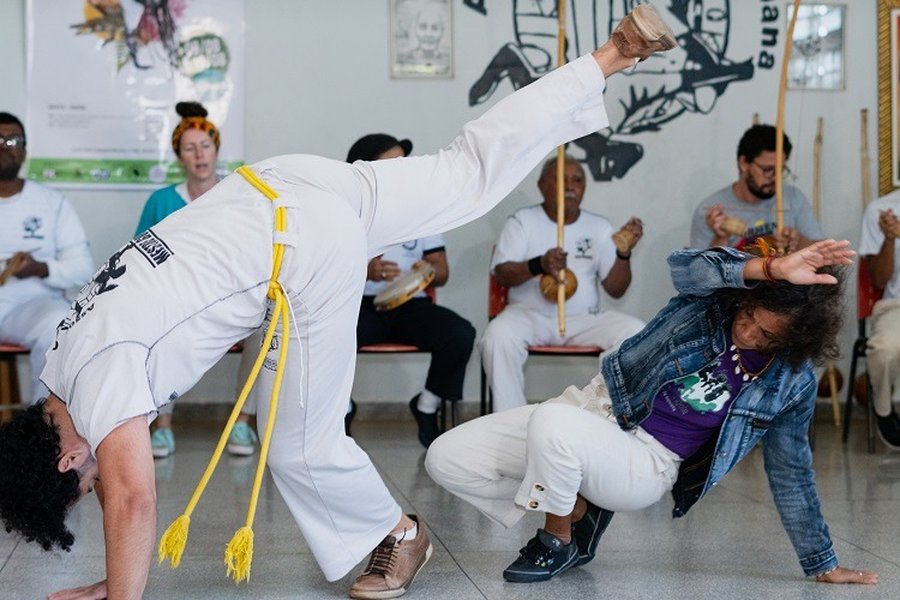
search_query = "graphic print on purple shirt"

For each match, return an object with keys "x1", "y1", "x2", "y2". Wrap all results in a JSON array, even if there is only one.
[{"x1": 640, "y1": 328, "x2": 773, "y2": 459}]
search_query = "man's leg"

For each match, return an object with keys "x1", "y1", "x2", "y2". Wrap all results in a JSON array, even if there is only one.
[
  {"x1": 564, "y1": 309, "x2": 645, "y2": 365},
  {"x1": 0, "y1": 295, "x2": 69, "y2": 404},
  {"x1": 362, "y1": 23, "x2": 674, "y2": 252},
  {"x1": 478, "y1": 305, "x2": 542, "y2": 412},
  {"x1": 866, "y1": 298, "x2": 900, "y2": 448},
  {"x1": 252, "y1": 195, "x2": 424, "y2": 590}
]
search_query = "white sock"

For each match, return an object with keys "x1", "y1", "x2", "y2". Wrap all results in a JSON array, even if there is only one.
[
  {"x1": 396, "y1": 523, "x2": 417, "y2": 541},
  {"x1": 417, "y1": 389, "x2": 441, "y2": 414}
]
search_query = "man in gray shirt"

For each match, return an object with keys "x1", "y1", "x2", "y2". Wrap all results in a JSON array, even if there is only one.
[{"x1": 689, "y1": 125, "x2": 823, "y2": 252}]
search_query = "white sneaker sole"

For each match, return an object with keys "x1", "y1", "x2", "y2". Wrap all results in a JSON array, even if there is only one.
[
  {"x1": 226, "y1": 443, "x2": 255, "y2": 456},
  {"x1": 152, "y1": 446, "x2": 173, "y2": 458}
]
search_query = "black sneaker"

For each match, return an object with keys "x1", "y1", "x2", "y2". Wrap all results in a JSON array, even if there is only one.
[
  {"x1": 502, "y1": 529, "x2": 579, "y2": 583},
  {"x1": 572, "y1": 501, "x2": 614, "y2": 566},
  {"x1": 409, "y1": 394, "x2": 441, "y2": 448},
  {"x1": 876, "y1": 410, "x2": 900, "y2": 450},
  {"x1": 345, "y1": 398, "x2": 357, "y2": 437}
]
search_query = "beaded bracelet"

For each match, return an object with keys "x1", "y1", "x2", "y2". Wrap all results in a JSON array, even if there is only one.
[{"x1": 761, "y1": 256, "x2": 778, "y2": 282}]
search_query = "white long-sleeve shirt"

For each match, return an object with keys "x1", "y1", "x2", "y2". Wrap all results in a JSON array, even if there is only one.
[{"x1": 0, "y1": 181, "x2": 94, "y2": 325}]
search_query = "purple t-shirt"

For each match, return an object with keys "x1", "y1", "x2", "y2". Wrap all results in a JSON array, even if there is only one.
[{"x1": 640, "y1": 330, "x2": 773, "y2": 459}]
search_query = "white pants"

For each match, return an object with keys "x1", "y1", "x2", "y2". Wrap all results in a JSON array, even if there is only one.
[
  {"x1": 478, "y1": 304, "x2": 645, "y2": 412},
  {"x1": 426, "y1": 374, "x2": 680, "y2": 527},
  {"x1": 245, "y1": 54, "x2": 614, "y2": 581},
  {"x1": 0, "y1": 295, "x2": 70, "y2": 404},
  {"x1": 866, "y1": 298, "x2": 900, "y2": 416}
]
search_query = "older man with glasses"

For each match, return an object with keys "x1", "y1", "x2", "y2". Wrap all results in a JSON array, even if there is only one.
[
  {"x1": 0, "y1": 111, "x2": 94, "y2": 404},
  {"x1": 689, "y1": 124, "x2": 823, "y2": 253}
]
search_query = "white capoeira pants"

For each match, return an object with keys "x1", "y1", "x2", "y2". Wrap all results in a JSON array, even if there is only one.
[
  {"x1": 245, "y1": 53, "x2": 616, "y2": 581},
  {"x1": 479, "y1": 305, "x2": 645, "y2": 412},
  {"x1": 0, "y1": 296, "x2": 70, "y2": 404},
  {"x1": 425, "y1": 374, "x2": 681, "y2": 528},
  {"x1": 866, "y1": 298, "x2": 900, "y2": 417}
]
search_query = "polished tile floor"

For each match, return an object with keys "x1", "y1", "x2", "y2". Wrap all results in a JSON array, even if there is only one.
[{"x1": 2, "y1": 409, "x2": 899, "y2": 599}]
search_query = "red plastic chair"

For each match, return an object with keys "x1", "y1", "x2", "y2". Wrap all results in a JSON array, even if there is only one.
[
  {"x1": 841, "y1": 257, "x2": 884, "y2": 453},
  {"x1": 0, "y1": 343, "x2": 30, "y2": 423},
  {"x1": 479, "y1": 271, "x2": 602, "y2": 415},
  {"x1": 357, "y1": 287, "x2": 458, "y2": 428}
]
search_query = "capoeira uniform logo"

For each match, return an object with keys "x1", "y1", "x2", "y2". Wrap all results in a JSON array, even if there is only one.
[{"x1": 464, "y1": 0, "x2": 753, "y2": 181}]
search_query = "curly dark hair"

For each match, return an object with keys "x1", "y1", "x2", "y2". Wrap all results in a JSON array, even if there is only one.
[
  {"x1": 0, "y1": 402, "x2": 80, "y2": 551},
  {"x1": 718, "y1": 265, "x2": 847, "y2": 368}
]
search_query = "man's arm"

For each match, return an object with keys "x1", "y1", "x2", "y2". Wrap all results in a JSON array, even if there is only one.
[
  {"x1": 46, "y1": 199, "x2": 94, "y2": 289},
  {"x1": 495, "y1": 247, "x2": 565, "y2": 288},
  {"x1": 601, "y1": 217, "x2": 642, "y2": 298},
  {"x1": 867, "y1": 209, "x2": 898, "y2": 289},
  {"x1": 96, "y1": 417, "x2": 157, "y2": 599},
  {"x1": 421, "y1": 249, "x2": 449, "y2": 287}
]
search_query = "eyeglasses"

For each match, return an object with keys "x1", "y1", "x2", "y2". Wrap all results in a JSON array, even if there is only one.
[
  {"x1": 751, "y1": 160, "x2": 791, "y2": 178},
  {"x1": 0, "y1": 135, "x2": 25, "y2": 149}
]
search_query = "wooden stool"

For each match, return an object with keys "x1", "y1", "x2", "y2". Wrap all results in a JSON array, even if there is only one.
[{"x1": 0, "y1": 344, "x2": 28, "y2": 423}]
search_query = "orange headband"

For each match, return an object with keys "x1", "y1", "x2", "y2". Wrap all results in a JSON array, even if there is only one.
[{"x1": 171, "y1": 117, "x2": 220, "y2": 154}]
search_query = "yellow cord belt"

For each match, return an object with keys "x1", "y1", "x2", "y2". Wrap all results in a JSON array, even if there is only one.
[{"x1": 158, "y1": 166, "x2": 291, "y2": 583}]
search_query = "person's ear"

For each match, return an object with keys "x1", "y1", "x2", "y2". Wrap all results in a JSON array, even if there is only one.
[{"x1": 57, "y1": 447, "x2": 89, "y2": 474}]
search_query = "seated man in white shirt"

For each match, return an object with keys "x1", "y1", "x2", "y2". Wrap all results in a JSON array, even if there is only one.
[
  {"x1": 858, "y1": 192, "x2": 900, "y2": 449},
  {"x1": 0, "y1": 111, "x2": 93, "y2": 404},
  {"x1": 479, "y1": 155, "x2": 645, "y2": 412}
]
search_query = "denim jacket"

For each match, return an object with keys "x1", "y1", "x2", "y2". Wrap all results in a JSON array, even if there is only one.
[{"x1": 601, "y1": 247, "x2": 836, "y2": 576}]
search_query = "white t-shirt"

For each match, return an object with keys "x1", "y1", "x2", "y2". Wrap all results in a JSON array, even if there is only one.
[
  {"x1": 43, "y1": 171, "x2": 277, "y2": 454},
  {"x1": 859, "y1": 192, "x2": 900, "y2": 300},
  {"x1": 491, "y1": 205, "x2": 616, "y2": 316},
  {"x1": 689, "y1": 184, "x2": 823, "y2": 250},
  {"x1": 0, "y1": 181, "x2": 93, "y2": 325},
  {"x1": 363, "y1": 234, "x2": 445, "y2": 297}
]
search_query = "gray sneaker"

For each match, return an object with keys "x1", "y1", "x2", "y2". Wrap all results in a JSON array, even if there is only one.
[
  {"x1": 349, "y1": 515, "x2": 433, "y2": 599},
  {"x1": 612, "y1": 4, "x2": 677, "y2": 61}
]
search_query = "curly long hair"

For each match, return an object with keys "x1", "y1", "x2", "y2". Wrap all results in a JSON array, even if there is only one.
[
  {"x1": 0, "y1": 403, "x2": 80, "y2": 551},
  {"x1": 718, "y1": 265, "x2": 847, "y2": 368}
]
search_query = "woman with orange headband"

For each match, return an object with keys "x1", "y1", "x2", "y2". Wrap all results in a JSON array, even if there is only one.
[{"x1": 135, "y1": 102, "x2": 258, "y2": 459}]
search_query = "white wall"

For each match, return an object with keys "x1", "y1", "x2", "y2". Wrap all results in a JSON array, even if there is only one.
[{"x1": 0, "y1": 1, "x2": 879, "y2": 405}]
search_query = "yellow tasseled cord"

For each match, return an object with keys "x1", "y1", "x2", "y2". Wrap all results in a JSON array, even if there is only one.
[{"x1": 158, "y1": 166, "x2": 292, "y2": 584}]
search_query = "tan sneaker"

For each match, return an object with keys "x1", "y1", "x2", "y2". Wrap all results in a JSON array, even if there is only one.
[
  {"x1": 348, "y1": 515, "x2": 433, "y2": 599},
  {"x1": 612, "y1": 4, "x2": 677, "y2": 61}
]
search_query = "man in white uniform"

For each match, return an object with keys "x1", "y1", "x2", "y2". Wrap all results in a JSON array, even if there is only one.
[
  {"x1": 858, "y1": 192, "x2": 900, "y2": 449},
  {"x1": 0, "y1": 112, "x2": 93, "y2": 404},
  {"x1": 0, "y1": 7, "x2": 677, "y2": 599},
  {"x1": 479, "y1": 155, "x2": 645, "y2": 412}
]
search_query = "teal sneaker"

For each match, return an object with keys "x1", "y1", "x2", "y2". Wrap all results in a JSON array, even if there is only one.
[
  {"x1": 227, "y1": 421, "x2": 259, "y2": 456},
  {"x1": 151, "y1": 427, "x2": 175, "y2": 458}
]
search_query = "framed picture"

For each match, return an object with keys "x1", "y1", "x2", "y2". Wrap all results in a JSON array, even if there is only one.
[
  {"x1": 879, "y1": 0, "x2": 900, "y2": 194},
  {"x1": 787, "y1": 4, "x2": 845, "y2": 90},
  {"x1": 390, "y1": 0, "x2": 453, "y2": 78}
]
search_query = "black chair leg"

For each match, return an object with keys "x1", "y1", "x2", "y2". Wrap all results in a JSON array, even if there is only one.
[
  {"x1": 866, "y1": 375, "x2": 876, "y2": 454},
  {"x1": 440, "y1": 398, "x2": 448, "y2": 432},
  {"x1": 451, "y1": 399, "x2": 459, "y2": 427},
  {"x1": 842, "y1": 349, "x2": 860, "y2": 443}
]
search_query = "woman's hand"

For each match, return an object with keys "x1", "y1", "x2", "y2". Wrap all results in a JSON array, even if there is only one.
[
  {"x1": 769, "y1": 239, "x2": 855, "y2": 285},
  {"x1": 815, "y1": 566, "x2": 878, "y2": 585}
]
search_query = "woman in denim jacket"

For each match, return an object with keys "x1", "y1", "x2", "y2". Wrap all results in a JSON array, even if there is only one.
[{"x1": 428, "y1": 240, "x2": 877, "y2": 586}]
